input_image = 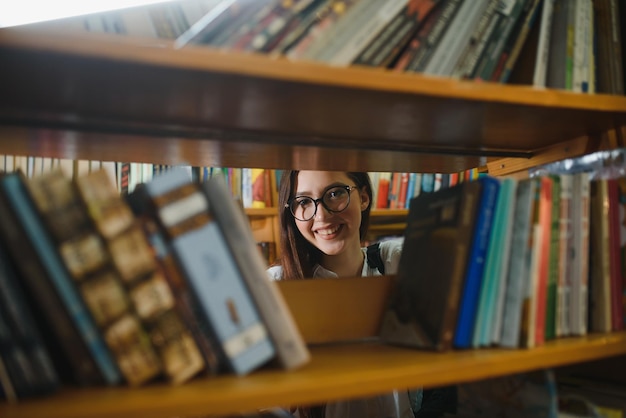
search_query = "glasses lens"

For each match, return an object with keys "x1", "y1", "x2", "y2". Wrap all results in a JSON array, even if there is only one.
[
  {"x1": 290, "y1": 197, "x2": 315, "y2": 221},
  {"x1": 323, "y1": 186, "x2": 350, "y2": 212}
]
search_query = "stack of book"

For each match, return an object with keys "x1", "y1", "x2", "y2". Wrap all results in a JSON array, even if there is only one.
[
  {"x1": 380, "y1": 148, "x2": 626, "y2": 352},
  {"x1": 0, "y1": 168, "x2": 309, "y2": 401}
]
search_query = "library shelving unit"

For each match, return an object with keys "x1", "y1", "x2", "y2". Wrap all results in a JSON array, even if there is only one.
[{"x1": 2, "y1": 24, "x2": 626, "y2": 418}]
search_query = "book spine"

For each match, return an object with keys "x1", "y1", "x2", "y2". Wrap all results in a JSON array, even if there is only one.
[
  {"x1": 533, "y1": 0, "x2": 555, "y2": 86},
  {"x1": 146, "y1": 169, "x2": 275, "y2": 375},
  {"x1": 500, "y1": 179, "x2": 536, "y2": 348},
  {"x1": 569, "y1": 172, "x2": 590, "y2": 335},
  {"x1": 0, "y1": 173, "x2": 121, "y2": 385},
  {"x1": 0, "y1": 186, "x2": 105, "y2": 386},
  {"x1": 454, "y1": 176, "x2": 499, "y2": 349},
  {"x1": 203, "y1": 177, "x2": 310, "y2": 370}
]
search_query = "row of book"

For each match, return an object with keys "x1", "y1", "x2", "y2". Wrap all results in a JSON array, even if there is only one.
[
  {"x1": 0, "y1": 156, "x2": 281, "y2": 208},
  {"x1": 370, "y1": 169, "x2": 480, "y2": 210},
  {"x1": 380, "y1": 148, "x2": 626, "y2": 352},
  {"x1": 173, "y1": 0, "x2": 623, "y2": 94},
  {"x1": 33, "y1": 0, "x2": 626, "y2": 95},
  {"x1": 0, "y1": 167, "x2": 309, "y2": 401},
  {"x1": 1, "y1": 155, "x2": 485, "y2": 212}
]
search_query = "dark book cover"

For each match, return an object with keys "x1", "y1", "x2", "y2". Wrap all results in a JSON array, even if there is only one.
[{"x1": 379, "y1": 180, "x2": 482, "y2": 351}]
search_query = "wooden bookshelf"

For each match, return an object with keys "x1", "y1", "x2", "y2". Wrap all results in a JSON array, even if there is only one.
[
  {"x1": 1, "y1": 27, "x2": 626, "y2": 174},
  {"x1": 1, "y1": 19, "x2": 626, "y2": 418},
  {"x1": 1, "y1": 276, "x2": 626, "y2": 418}
]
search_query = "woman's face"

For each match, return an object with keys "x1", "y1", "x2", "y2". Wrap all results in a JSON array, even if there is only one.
[{"x1": 292, "y1": 171, "x2": 369, "y2": 256}]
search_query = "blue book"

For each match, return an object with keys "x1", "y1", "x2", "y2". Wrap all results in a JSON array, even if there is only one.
[
  {"x1": 145, "y1": 169, "x2": 275, "y2": 375},
  {"x1": 478, "y1": 178, "x2": 518, "y2": 346},
  {"x1": 0, "y1": 173, "x2": 121, "y2": 385},
  {"x1": 453, "y1": 176, "x2": 500, "y2": 349}
]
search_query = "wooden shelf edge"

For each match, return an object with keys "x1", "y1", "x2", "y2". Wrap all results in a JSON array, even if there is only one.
[
  {"x1": 2, "y1": 332, "x2": 625, "y2": 418},
  {"x1": 2, "y1": 27, "x2": 626, "y2": 112}
]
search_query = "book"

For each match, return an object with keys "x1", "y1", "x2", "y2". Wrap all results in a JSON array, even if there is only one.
[
  {"x1": 545, "y1": 175, "x2": 561, "y2": 341},
  {"x1": 0, "y1": 171, "x2": 122, "y2": 385},
  {"x1": 533, "y1": 0, "x2": 556, "y2": 87},
  {"x1": 380, "y1": 180, "x2": 483, "y2": 351},
  {"x1": 484, "y1": 178, "x2": 518, "y2": 346},
  {"x1": 422, "y1": 0, "x2": 492, "y2": 76},
  {"x1": 202, "y1": 176, "x2": 310, "y2": 370},
  {"x1": 589, "y1": 179, "x2": 612, "y2": 333},
  {"x1": 76, "y1": 169, "x2": 207, "y2": 384},
  {"x1": 497, "y1": 0, "x2": 542, "y2": 83},
  {"x1": 556, "y1": 173, "x2": 573, "y2": 337},
  {"x1": 569, "y1": 172, "x2": 590, "y2": 336},
  {"x1": 353, "y1": 0, "x2": 440, "y2": 68},
  {"x1": 144, "y1": 168, "x2": 276, "y2": 375},
  {"x1": 0, "y1": 239, "x2": 60, "y2": 399},
  {"x1": 27, "y1": 170, "x2": 162, "y2": 386},
  {"x1": 606, "y1": 178, "x2": 623, "y2": 331},
  {"x1": 500, "y1": 178, "x2": 537, "y2": 348},
  {"x1": 126, "y1": 185, "x2": 223, "y2": 377},
  {"x1": 453, "y1": 176, "x2": 500, "y2": 349}
]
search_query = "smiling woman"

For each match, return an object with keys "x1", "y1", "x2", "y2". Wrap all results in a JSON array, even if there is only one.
[
  {"x1": 0, "y1": 0, "x2": 176, "y2": 27},
  {"x1": 266, "y1": 170, "x2": 419, "y2": 418}
]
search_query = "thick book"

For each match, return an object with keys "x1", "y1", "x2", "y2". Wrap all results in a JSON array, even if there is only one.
[
  {"x1": 127, "y1": 185, "x2": 223, "y2": 377},
  {"x1": 380, "y1": 180, "x2": 483, "y2": 351},
  {"x1": 0, "y1": 239, "x2": 60, "y2": 399},
  {"x1": 483, "y1": 178, "x2": 518, "y2": 346},
  {"x1": 569, "y1": 172, "x2": 590, "y2": 335},
  {"x1": 76, "y1": 169, "x2": 207, "y2": 385},
  {"x1": 144, "y1": 169, "x2": 276, "y2": 375},
  {"x1": 453, "y1": 176, "x2": 500, "y2": 349},
  {"x1": 27, "y1": 170, "x2": 162, "y2": 386},
  {"x1": 500, "y1": 178, "x2": 537, "y2": 348},
  {"x1": 589, "y1": 179, "x2": 611, "y2": 333},
  {"x1": 0, "y1": 171, "x2": 122, "y2": 385},
  {"x1": 202, "y1": 176, "x2": 310, "y2": 370},
  {"x1": 0, "y1": 176, "x2": 107, "y2": 387}
]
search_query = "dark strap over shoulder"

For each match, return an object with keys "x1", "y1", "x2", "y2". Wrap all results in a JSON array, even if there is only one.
[{"x1": 366, "y1": 242, "x2": 385, "y2": 275}]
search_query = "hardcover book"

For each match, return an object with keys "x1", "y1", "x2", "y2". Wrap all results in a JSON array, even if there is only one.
[
  {"x1": 28, "y1": 170, "x2": 161, "y2": 386},
  {"x1": 380, "y1": 180, "x2": 482, "y2": 351},
  {"x1": 453, "y1": 176, "x2": 500, "y2": 349},
  {"x1": 202, "y1": 176, "x2": 310, "y2": 370},
  {"x1": 76, "y1": 169, "x2": 206, "y2": 384},
  {"x1": 0, "y1": 171, "x2": 122, "y2": 385},
  {"x1": 144, "y1": 169, "x2": 276, "y2": 375}
]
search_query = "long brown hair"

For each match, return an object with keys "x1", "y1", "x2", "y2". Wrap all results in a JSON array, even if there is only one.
[{"x1": 275, "y1": 171, "x2": 373, "y2": 280}]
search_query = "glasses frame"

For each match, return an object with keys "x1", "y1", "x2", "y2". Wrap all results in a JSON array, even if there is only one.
[{"x1": 286, "y1": 185, "x2": 357, "y2": 221}]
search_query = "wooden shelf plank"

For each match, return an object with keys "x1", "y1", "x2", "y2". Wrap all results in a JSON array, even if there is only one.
[
  {"x1": 2, "y1": 333, "x2": 626, "y2": 418},
  {"x1": 1, "y1": 28, "x2": 626, "y2": 172}
]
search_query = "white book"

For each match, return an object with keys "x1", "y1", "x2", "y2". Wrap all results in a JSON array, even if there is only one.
[
  {"x1": 4, "y1": 156, "x2": 14, "y2": 173},
  {"x1": 303, "y1": 0, "x2": 377, "y2": 63},
  {"x1": 423, "y1": 0, "x2": 491, "y2": 76},
  {"x1": 489, "y1": 178, "x2": 518, "y2": 345},
  {"x1": 532, "y1": 0, "x2": 555, "y2": 87},
  {"x1": 101, "y1": 161, "x2": 118, "y2": 190},
  {"x1": 572, "y1": 0, "x2": 588, "y2": 92},
  {"x1": 326, "y1": 0, "x2": 407, "y2": 66},
  {"x1": 500, "y1": 179, "x2": 536, "y2": 348},
  {"x1": 569, "y1": 172, "x2": 590, "y2": 335},
  {"x1": 556, "y1": 174, "x2": 573, "y2": 337},
  {"x1": 58, "y1": 158, "x2": 74, "y2": 178},
  {"x1": 203, "y1": 177, "x2": 310, "y2": 370}
]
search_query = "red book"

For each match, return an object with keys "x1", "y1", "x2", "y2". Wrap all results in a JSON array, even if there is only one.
[
  {"x1": 377, "y1": 178, "x2": 390, "y2": 209},
  {"x1": 397, "y1": 173, "x2": 410, "y2": 209},
  {"x1": 535, "y1": 176, "x2": 553, "y2": 346}
]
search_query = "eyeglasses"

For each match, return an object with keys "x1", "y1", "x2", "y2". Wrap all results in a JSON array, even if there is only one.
[{"x1": 286, "y1": 185, "x2": 357, "y2": 221}]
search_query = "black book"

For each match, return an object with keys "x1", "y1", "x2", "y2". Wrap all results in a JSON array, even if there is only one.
[{"x1": 379, "y1": 180, "x2": 482, "y2": 351}]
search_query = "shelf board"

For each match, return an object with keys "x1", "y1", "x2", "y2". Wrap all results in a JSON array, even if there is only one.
[
  {"x1": 1, "y1": 28, "x2": 626, "y2": 172},
  {"x1": 2, "y1": 333, "x2": 626, "y2": 418}
]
